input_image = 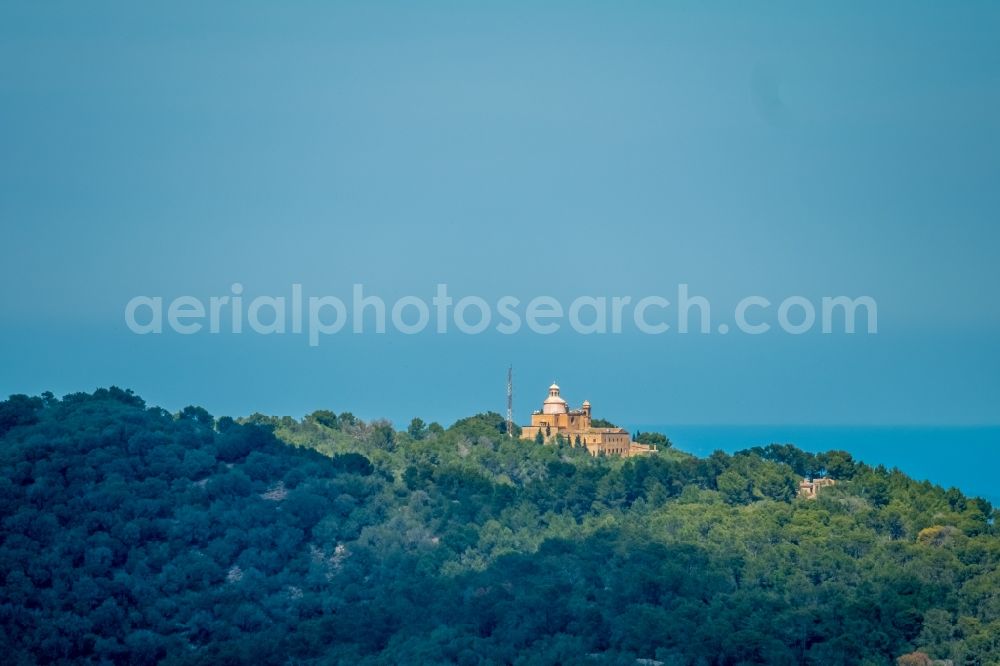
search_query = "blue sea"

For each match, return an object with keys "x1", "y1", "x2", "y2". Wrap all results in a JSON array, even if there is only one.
[{"x1": 631, "y1": 425, "x2": 999, "y2": 505}]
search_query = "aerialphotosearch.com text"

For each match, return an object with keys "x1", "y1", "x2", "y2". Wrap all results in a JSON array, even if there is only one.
[{"x1": 124, "y1": 283, "x2": 878, "y2": 346}]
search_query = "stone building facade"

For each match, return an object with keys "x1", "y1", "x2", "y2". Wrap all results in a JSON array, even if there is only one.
[
  {"x1": 520, "y1": 383, "x2": 656, "y2": 458},
  {"x1": 798, "y1": 477, "x2": 836, "y2": 499}
]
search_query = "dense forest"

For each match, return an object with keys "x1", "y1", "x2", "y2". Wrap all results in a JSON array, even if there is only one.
[{"x1": 0, "y1": 388, "x2": 998, "y2": 665}]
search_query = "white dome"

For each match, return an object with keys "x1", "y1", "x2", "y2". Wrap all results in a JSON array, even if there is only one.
[
  {"x1": 542, "y1": 382, "x2": 568, "y2": 414},
  {"x1": 542, "y1": 396, "x2": 568, "y2": 415}
]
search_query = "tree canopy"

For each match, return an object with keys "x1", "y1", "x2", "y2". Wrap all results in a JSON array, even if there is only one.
[{"x1": 0, "y1": 388, "x2": 997, "y2": 665}]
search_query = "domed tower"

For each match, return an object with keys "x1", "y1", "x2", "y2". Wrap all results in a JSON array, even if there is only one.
[
  {"x1": 542, "y1": 383, "x2": 568, "y2": 415},
  {"x1": 581, "y1": 399, "x2": 592, "y2": 428}
]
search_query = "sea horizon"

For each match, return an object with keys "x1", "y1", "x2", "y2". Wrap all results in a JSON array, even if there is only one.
[{"x1": 631, "y1": 424, "x2": 1000, "y2": 505}]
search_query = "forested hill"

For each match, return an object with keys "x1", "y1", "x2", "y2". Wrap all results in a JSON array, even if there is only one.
[{"x1": 1, "y1": 389, "x2": 998, "y2": 665}]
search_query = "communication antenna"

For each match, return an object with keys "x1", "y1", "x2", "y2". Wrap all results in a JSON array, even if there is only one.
[{"x1": 506, "y1": 365, "x2": 514, "y2": 438}]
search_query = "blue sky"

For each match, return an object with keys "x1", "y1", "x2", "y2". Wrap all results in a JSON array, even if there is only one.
[{"x1": 1, "y1": 2, "x2": 998, "y2": 426}]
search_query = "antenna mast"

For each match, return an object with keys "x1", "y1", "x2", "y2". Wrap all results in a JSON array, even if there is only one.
[{"x1": 506, "y1": 365, "x2": 513, "y2": 438}]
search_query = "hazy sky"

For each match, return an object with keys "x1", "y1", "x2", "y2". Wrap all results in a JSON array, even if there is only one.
[{"x1": 2, "y1": 2, "x2": 998, "y2": 426}]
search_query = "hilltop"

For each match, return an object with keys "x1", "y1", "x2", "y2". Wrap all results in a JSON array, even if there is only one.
[{"x1": 0, "y1": 388, "x2": 998, "y2": 665}]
